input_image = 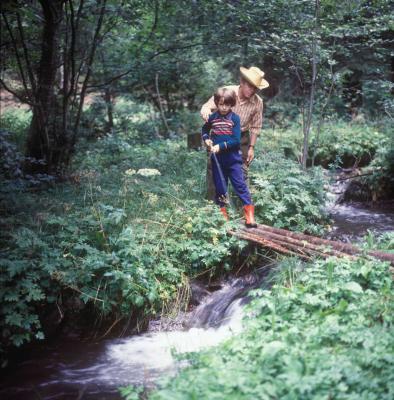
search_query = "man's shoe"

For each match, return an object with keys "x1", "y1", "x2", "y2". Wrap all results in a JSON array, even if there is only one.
[
  {"x1": 220, "y1": 207, "x2": 229, "y2": 221},
  {"x1": 243, "y1": 204, "x2": 257, "y2": 228}
]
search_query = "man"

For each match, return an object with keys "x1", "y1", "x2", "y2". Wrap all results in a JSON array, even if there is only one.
[{"x1": 200, "y1": 66, "x2": 269, "y2": 199}]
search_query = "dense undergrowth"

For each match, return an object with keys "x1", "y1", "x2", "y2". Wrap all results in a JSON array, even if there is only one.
[
  {"x1": 262, "y1": 118, "x2": 393, "y2": 200},
  {"x1": 1, "y1": 106, "x2": 392, "y2": 398},
  {"x1": 264, "y1": 120, "x2": 391, "y2": 165},
  {"x1": 0, "y1": 120, "x2": 328, "y2": 364},
  {"x1": 139, "y1": 240, "x2": 394, "y2": 400}
]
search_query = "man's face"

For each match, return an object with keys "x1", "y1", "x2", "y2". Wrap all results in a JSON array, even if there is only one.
[{"x1": 240, "y1": 79, "x2": 257, "y2": 99}]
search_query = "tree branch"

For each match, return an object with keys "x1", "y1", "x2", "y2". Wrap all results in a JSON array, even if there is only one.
[
  {"x1": 16, "y1": 11, "x2": 37, "y2": 95},
  {"x1": 68, "y1": 0, "x2": 84, "y2": 100},
  {"x1": 72, "y1": 0, "x2": 106, "y2": 135},
  {"x1": 86, "y1": 41, "x2": 206, "y2": 89},
  {"x1": 0, "y1": 78, "x2": 33, "y2": 105},
  {"x1": 155, "y1": 72, "x2": 170, "y2": 136},
  {"x1": 2, "y1": 13, "x2": 32, "y2": 102}
]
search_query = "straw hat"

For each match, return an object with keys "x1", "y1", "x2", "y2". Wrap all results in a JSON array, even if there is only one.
[{"x1": 240, "y1": 66, "x2": 269, "y2": 90}]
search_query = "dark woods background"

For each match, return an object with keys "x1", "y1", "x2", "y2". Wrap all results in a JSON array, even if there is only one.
[{"x1": 1, "y1": 0, "x2": 393, "y2": 174}]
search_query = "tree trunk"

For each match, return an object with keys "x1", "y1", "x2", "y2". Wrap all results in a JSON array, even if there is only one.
[
  {"x1": 155, "y1": 73, "x2": 170, "y2": 138},
  {"x1": 103, "y1": 86, "x2": 114, "y2": 133},
  {"x1": 301, "y1": 0, "x2": 319, "y2": 170},
  {"x1": 25, "y1": 0, "x2": 64, "y2": 174}
]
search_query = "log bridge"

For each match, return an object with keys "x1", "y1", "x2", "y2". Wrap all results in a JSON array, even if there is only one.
[{"x1": 231, "y1": 224, "x2": 394, "y2": 266}]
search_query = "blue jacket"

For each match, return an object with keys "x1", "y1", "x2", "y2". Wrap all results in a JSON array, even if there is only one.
[{"x1": 202, "y1": 111, "x2": 241, "y2": 151}]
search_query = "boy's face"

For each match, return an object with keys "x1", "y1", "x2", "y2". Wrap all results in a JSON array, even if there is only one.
[{"x1": 217, "y1": 98, "x2": 232, "y2": 115}]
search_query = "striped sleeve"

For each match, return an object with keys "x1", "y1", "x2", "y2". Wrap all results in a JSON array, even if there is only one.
[
  {"x1": 248, "y1": 101, "x2": 263, "y2": 137},
  {"x1": 201, "y1": 113, "x2": 214, "y2": 141}
]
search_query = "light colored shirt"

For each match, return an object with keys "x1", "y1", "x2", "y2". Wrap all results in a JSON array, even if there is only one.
[{"x1": 200, "y1": 85, "x2": 263, "y2": 137}]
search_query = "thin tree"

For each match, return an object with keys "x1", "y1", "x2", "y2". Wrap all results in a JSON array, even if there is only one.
[{"x1": 301, "y1": 0, "x2": 319, "y2": 170}]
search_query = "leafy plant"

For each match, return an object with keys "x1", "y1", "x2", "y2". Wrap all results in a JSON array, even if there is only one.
[
  {"x1": 251, "y1": 151, "x2": 328, "y2": 235},
  {"x1": 147, "y1": 254, "x2": 394, "y2": 400},
  {"x1": 0, "y1": 129, "x2": 328, "y2": 363}
]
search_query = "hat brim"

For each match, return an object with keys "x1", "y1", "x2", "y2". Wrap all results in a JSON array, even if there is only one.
[{"x1": 240, "y1": 67, "x2": 269, "y2": 90}]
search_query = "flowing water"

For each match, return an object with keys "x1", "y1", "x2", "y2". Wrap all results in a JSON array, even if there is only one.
[
  {"x1": 1, "y1": 174, "x2": 393, "y2": 399},
  {"x1": 326, "y1": 172, "x2": 394, "y2": 241},
  {"x1": 0, "y1": 276, "x2": 261, "y2": 399}
]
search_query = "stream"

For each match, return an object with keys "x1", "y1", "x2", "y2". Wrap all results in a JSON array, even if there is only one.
[
  {"x1": 325, "y1": 172, "x2": 394, "y2": 241},
  {"x1": 1, "y1": 177, "x2": 393, "y2": 399},
  {"x1": 0, "y1": 276, "x2": 260, "y2": 399}
]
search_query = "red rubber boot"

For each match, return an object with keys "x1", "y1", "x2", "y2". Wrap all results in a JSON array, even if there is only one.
[
  {"x1": 220, "y1": 207, "x2": 229, "y2": 221},
  {"x1": 243, "y1": 205, "x2": 257, "y2": 228}
]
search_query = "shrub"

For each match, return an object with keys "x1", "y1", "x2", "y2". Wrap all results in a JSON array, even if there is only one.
[
  {"x1": 251, "y1": 151, "x2": 328, "y2": 235},
  {"x1": 312, "y1": 121, "x2": 388, "y2": 168},
  {"x1": 0, "y1": 109, "x2": 32, "y2": 151}
]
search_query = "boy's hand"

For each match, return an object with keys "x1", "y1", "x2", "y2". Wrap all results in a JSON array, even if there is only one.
[
  {"x1": 204, "y1": 139, "x2": 213, "y2": 148},
  {"x1": 211, "y1": 144, "x2": 220, "y2": 153}
]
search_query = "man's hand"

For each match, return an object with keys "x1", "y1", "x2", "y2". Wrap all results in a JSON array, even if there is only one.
[
  {"x1": 201, "y1": 108, "x2": 211, "y2": 122},
  {"x1": 246, "y1": 146, "x2": 255, "y2": 165}
]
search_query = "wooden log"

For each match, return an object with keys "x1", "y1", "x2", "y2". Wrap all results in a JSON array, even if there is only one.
[
  {"x1": 249, "y1": 229, "x2": 355, "y2": 259},
  {"x1": 248, "y1": 224, "x2": 394, "y2": 265},
  {"x1": 232, "y1": 230, "x2": 311, "y2": 260},
  {"x1": 233, "y1": 229, "x2": 352, "y2": 261},
  {"x1": 262, "y1": 237, "x2": 319, "y2": 258}
]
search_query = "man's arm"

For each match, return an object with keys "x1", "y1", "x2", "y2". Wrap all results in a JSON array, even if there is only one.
[
  {"x1": 200, "y1": 96, "x2": 217, "y2": 122},
  {"x1": 247, "y1": 102, "x2": 263, "y2": 164}
]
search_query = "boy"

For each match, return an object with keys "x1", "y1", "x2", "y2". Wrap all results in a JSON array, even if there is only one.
[{"x1": 202, "y1": 87, "x2": 257, "y2": 228}]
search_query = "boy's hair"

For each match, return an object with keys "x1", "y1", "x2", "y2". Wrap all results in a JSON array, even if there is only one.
[{"x1": 214, "y1": 87, "x2": 237, "y2": 107}]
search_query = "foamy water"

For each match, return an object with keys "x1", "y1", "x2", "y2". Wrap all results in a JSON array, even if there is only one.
[
  {"x1": 1, "y1": 281, "x2": 249, "y2": 399},
  {"x1": 58, "y1": 297, "x2": 244, "y2": 386}
]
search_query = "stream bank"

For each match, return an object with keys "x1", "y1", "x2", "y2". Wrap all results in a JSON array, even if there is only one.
[{"x1": 1, "y1": 175, "x2": 393, "y2": 399}]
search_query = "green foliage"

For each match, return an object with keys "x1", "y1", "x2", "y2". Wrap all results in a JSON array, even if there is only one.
[
  {"x1": 260, "y1": 119, "x2": 391, "y2": 170},
  {"x1": 0, "y1": 109, "x2": 32, "y2": 151},
  {"x1": 119, "y1": 385, "x2": 145, "y2": 400},
  {"x1": 361, "y1": 231, "x2": 394, "y2": 253},
  {"x1": 358, "y1": 129, "x2": 394, "y2": 200},
  {"x1": 147, "y1": 254, "x2": 394, "y2": 400},
  {"x1": 251, "y1": 151, "x2": 328, "y2": 235},
  {"x1": 0, "y1": 130, "x2": 328, "y2": 360},
  {"x1": 0, "y1": 137, "x2": 235, "y2": 358},
  {"x1": 312, "y1": 121, "x2": 389, "y2": 168}
]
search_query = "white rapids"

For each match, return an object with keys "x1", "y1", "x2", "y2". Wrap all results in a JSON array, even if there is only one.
[
  {"x1": 59, "y1": 283, "x2": 246, "y2": 387},
  {"x1": 1, "y1": 277, "x2": 257, "y2": 399}
]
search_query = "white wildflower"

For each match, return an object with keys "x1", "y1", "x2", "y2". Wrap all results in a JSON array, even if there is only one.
[{"x1": 137, "y1": 168, "x2": 161, "y2": 176}]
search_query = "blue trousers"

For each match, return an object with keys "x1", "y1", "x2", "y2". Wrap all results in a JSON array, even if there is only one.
[{"x1": 211, "y1": 151, "x2": 252, "y2": 208}]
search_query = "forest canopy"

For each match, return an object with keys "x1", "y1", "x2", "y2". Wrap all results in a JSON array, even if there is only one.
[{"x1": 1, "y1": 0, "x2": 393, "y2": 173}]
